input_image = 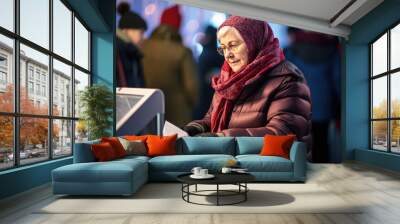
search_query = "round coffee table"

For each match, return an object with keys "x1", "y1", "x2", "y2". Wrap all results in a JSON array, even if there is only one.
[{"x1": 177, "y1": 172, "x2": 255, "y2": 206}]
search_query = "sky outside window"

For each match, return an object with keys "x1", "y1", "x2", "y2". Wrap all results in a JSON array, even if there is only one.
[
  {"x1": 20, "y1": 0, "x2": 49, "y2": 49},
  {"x1": 372, "y1": 33, "x2": 387, "y2": 76},
  {"x1": 391, "y1": 24, "x2": 400, "y2": 70},
  {"x1": 53, "y1": 0, "x2": 72, "y2": 60},
  {"x1": 0, "y1": 0, "x2": 14, "y2": 31}
]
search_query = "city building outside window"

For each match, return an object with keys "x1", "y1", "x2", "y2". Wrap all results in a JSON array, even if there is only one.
[
  {"x1": 28, "y1": 67, "x2": 34, "y2": 80},
  {"x1": 0, "y1": 54, "x2": 7, "y2": 90},
  {"x1": 0, "y1": 71, "x2": 7, "y2": 86},
  {"x1": 42, "y1": 85, "x2": 46, "y2": 97},
  {"x1": 35, "y1": 70, "x2": 40, "y2": 81},
  {"x1": 370, "y1": 22, "x2": 400, "y2": 154},
  {"x1": 41, "y1": 73, "x2": 46, "y2": 83},
  {"x1": 0, "y1": 54, "x2": 7, "y2": 67},
  {"x1": 0, "y1": 0, "x2": 91, "y2": 170},
  {"x1": 36, "y1": 83, "x2": 40, "y2": 95},
  {"x1": 28, "y1": 81, "x2": 34, "y2": 94}
]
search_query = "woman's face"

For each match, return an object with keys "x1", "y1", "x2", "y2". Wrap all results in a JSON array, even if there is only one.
[{"x1": 217, "y1": 26, "x2": 249, "y2": 73}]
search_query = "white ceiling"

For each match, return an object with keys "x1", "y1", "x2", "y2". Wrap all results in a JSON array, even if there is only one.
[
  {"x1": 172, "y1": 0, "x2": 384, "y2": 38},
  {"x1": 227, "y1": 0, "x2": 352, "y2": 22}
]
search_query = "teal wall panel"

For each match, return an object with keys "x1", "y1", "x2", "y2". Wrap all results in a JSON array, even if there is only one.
[
  {"x1": 92, "y1": 32, "x2": 116, "y2": 136},
  {"x1": 343, "y1": 44, "x2": 369, "y2": 159},
  {"x1": 355, "y1": 149, "x2": 400, "y2": 172},
  {"x1": 91, "y1": 0, "x2": 116, "y2": 135},
  {"x1": 0, "y1": 158, "x2": 72, "y2": 199}
]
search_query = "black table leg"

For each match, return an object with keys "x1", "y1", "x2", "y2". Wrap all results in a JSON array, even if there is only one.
[
  {"x1": 187, "y1": 184, "x2": 190, "y2": 202},
  {"x1": 195, "y1": 184, "x2": 197, "y2": 192},
  {"x1": 217, "y1": 184, "x2": 219, "y2": 206},
  {"x1": 245, "y1": 183, "x2": 247, "y2": 201},
  {"x1": 181, "y1": 183, "x2": 183, "y2": 199}
]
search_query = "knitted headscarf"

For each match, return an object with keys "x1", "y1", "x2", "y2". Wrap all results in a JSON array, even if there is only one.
[{"x1": 210, "y1": 16, "x2": 285, "y2": 133}]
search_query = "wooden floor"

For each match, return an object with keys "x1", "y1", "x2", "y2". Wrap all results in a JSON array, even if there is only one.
[{"x1": 1, "y1": 162, "x2": 400, "y2": 224}]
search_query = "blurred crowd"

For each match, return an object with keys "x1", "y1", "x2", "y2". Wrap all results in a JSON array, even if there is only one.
[{"x1": 116, "y1": 2, "x2": 341, "y2": 163}]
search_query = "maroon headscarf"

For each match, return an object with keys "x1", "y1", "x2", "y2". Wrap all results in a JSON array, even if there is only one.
[{"x1": 210, "y1": 16, "x2": 285, "y2": 133}]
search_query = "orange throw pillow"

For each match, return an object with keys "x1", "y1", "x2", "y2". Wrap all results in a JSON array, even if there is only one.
[
  {"x1": 146, "y1": 134, "x2": 177, "y2": 157},
  {"x1": 101, "y1": 137, "x2": 127, "y2": 158},
  {"x1": 259, "y1": 134, "x2": 296, "y2": 159},
  {"x1": 124, "y1": 135, "x2": 148, "y2": 142},
  {"x1": 91, "y1": 142, "x2": 117, "y2": 161}
]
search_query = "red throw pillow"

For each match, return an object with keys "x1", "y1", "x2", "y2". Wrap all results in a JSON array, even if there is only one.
[
  {"x1": 101, "y1": 137, "x2": 127, "y2": 158},
  {"x1": 146, "y1": 134, "x2": 177, "y2": 157},
  {"x1": 91, "y1": 142, "x2": 117, "y2": 161},
  {"x1": 124, "y1": 135, "x2": 148, "y2": 142},
  {"x1": 259, "y1": 134, "x2": 296, "y2": 159}
]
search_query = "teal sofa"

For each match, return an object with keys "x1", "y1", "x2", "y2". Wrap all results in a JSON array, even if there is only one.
[{"x1": 52, "y1": 137, "x2": 307, "y2": 196}]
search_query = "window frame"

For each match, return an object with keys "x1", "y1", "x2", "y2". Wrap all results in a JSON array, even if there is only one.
[
  {"x1": 370, "y1": 20, "x2": 400, "y2": 154},
  {"x1": 0, "y1": 0, "x2": 92, "y2": 171}
]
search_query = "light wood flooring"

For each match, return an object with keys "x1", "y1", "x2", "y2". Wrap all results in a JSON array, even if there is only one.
[{"x1": 1, "y1": 161, "x2": 400, "y2": 224}]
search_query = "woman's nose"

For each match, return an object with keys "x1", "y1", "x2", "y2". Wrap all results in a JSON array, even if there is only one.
[{"x1": 226, "y1": 51, "x2": 235, "y2": 59}]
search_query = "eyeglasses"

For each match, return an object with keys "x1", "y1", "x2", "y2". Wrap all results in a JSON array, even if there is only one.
[{"x1": 217, "y1": 42, "x2": 243, "y2": 56}]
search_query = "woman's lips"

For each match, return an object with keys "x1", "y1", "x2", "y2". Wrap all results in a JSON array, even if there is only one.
[{"x1": 229, "y1": 60, "x2": 240, "y2": 65}]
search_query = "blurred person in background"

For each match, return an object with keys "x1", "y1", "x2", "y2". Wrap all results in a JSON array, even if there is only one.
[
  {"x1": 194, "y1": 25, "x2": 224, "y2": 119},
  {"x1": 183, "y1": 16, "x2": 311, "y2": 150},
  {"x1": 284, "y1": 27, "x2": 341, "y2": 163},
  {"x1": 141, "y1": 5, "x2": 199, "y2": 127},
  {"x1": 116, "y1": 2, "x2": 147, "y2": 87}
]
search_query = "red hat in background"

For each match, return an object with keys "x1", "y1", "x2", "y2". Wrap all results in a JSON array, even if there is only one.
[{"x1": 160, "y1": 5, "x2": 182, "y2": 30}]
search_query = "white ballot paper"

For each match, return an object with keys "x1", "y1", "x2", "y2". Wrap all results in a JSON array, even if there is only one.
[{"x1": 163, "y1": 120, "x2": 188, "y2": 138}]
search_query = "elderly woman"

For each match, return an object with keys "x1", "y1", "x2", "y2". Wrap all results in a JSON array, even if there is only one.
[{"x1": 183, "y1": 16, "x2": 312, "y2": 144}]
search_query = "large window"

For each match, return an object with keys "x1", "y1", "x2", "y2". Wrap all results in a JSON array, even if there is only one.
[
  {"x1": 0, "y1": 0, "x2": 91, "y2": 171},
  {"x1": 371, "y1": 23, "x2": 400, "y2": 153}
]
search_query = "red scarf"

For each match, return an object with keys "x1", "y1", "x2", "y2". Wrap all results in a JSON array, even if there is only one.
[{"x1": 211, "y1": 16, "x2": 285, "y2": 133}]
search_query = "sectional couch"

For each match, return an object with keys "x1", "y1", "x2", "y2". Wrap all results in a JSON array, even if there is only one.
[{"x1": 52, "y1": 137, "x2": 307, "y2": 196}]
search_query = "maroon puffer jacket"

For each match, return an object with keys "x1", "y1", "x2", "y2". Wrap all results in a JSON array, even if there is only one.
[{"x1": 189, "y1": 60, "x2": 312, "y2": 144}]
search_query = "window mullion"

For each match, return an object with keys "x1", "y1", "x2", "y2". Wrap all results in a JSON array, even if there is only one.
[
  {"x1": 71, "y1": 11, "x2": 76, "y2": 154},
  {"x1": 14, "y1": 0, "x2": 20, "y2": 167},
  {"x1": 370, "y1": 45, "x2": 373, "y2": 149},
  {"x1": 49, "y1": 0, "x2": 53, "y2": 160},
  {"x1": 388, "y1": 30, "x2": 391, "y2": 152}
]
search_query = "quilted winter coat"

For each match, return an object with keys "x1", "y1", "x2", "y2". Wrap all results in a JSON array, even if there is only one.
[{"x1": 190, "y1": 60, "x2": 312, "y2": 144}]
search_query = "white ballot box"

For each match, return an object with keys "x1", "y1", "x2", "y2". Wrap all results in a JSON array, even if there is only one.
[{"x1": 163, "y1": 121, "x2": 188, "y2": 138}]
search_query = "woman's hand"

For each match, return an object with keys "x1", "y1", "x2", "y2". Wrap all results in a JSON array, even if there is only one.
[
  {"x1": 182, "y1": 125, "x2": 202, "y2": 136},
  {"x1": 195, "y1": 132, "x2": 224, "y2": 137}
]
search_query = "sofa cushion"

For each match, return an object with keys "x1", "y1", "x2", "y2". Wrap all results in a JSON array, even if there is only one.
[
  {"x1": 177, "y1": 137, "x2": 235, "y2": 155},
  {"x1": 236, "y1": 155, "x2": 293, "y2": 172},
  {"x1": 235, "y1": 137, "x2": 263, "y2": 155},
  {"x1": 148, "y1": 154, "x2": 235, "y2": 172},
  {"x1": 114, "y1": 155, "x2": 150, "y2": 163},
  {"x1": 52, "y1": 158, "x2": 147, "y2": 183},
  {"x1": 73, "y1": 139, "x2": 100, "y2": 163}
]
